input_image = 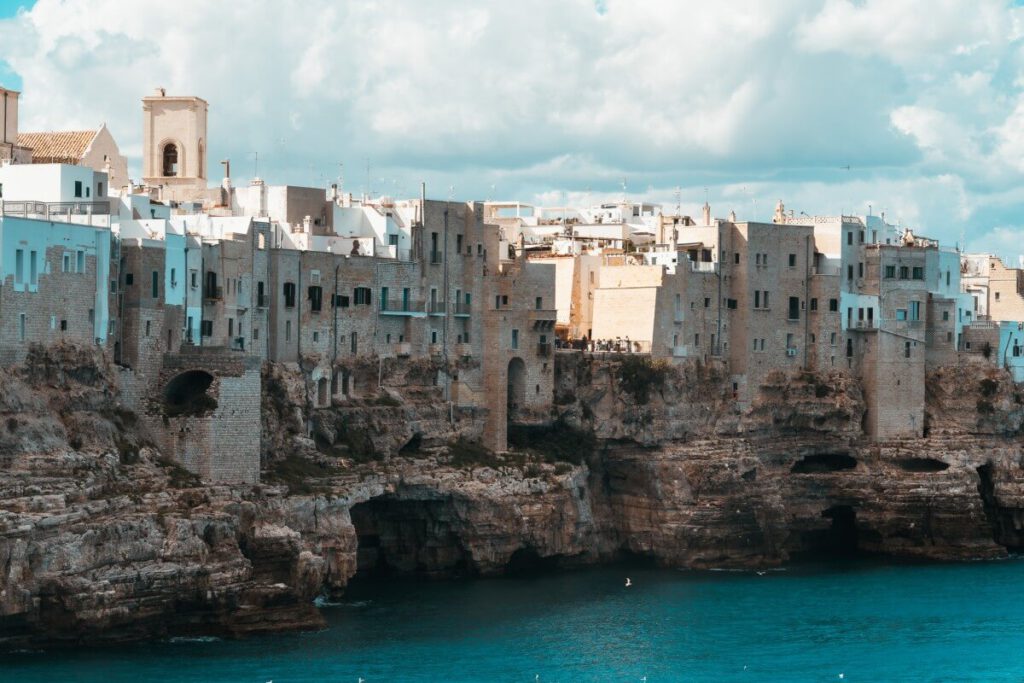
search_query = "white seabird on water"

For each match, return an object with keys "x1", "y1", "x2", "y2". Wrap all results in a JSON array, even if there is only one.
[{"x1": 625, "y1": 578, "x2": 632, "y2": 587}]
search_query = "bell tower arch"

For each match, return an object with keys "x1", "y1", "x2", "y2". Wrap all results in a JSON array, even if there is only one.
[{"x1": 142, "y1": 88, "x2": 208, "y2": 197}]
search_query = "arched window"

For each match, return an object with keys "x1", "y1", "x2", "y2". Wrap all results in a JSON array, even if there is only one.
[{"x1": 162, "y1": 143, "x2": 178, "y2": 177}]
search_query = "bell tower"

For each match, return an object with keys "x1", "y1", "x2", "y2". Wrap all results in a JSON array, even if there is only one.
[{"x1": 142, "y1": 88, "x2": 208, "y2": 198}]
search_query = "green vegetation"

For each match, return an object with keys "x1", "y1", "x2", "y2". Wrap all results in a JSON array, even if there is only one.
[
  {"x1": 265, "y1": 455, "x2": 342, "y2": 494},
  {"x1": 616, "y1": 356, "x2": 670, "y2": 405}
]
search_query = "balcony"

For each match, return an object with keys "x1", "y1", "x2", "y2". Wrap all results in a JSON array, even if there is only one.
[
  {"x1": 379, "y1": 298, "x2": 426, "y2": 317},
  {"x1": 537, "y1": 341, "x2": 552, "y2": 357},
  {"x1": 1, "y1": 199, "x2": 112, "y2": 217},
  {"x1": 852, "y1": 320, "x2": 877, "y2": 332},
  {"x1": 428, "y1": 301, "x2": 447, "y2": 316},
  {"x1": 689, "y1": 260, "x2": 718, "y2": 273},
  {"x1": 454, "y1": 302, "x2": 472, "y2": 316},
  {"x1": 394, "y1": 342, "x2": 412, "y2": 357},
  {"x1": 204, "y1": 286, "x2": 223, "y2": 301},
  {"x1": 531, "y1": 308, "x2": 557, "y2": 330}
]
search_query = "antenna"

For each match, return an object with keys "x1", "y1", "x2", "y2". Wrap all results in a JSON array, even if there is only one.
[
  {"x1": 621, "y1": 177, "x2": 627, "y2": 204},
  {"x1": 674, "y1": 186, "x2": 681, "y2": 217}
]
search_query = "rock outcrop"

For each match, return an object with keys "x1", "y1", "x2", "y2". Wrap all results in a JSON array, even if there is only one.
[{"x1": 2, "y1": 344, "x2": 1024, "y2": 647}]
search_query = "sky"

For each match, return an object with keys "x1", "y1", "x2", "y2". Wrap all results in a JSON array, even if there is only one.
[{"x1": 1, "y1": 0, "x2": 1024, "y2": 255}]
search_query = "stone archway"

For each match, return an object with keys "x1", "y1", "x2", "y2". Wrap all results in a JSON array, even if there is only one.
[
  {"x1": 163, "y1": 369, "x2": 216, "y2": 417},
  {"x1": 507, "y1": 357, "x2": 526, "y2": 422}
]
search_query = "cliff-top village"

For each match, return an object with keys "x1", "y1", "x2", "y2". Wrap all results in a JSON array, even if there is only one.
[{"x1": 0, "y1": 86, "x2": 1019, "y2": 484}]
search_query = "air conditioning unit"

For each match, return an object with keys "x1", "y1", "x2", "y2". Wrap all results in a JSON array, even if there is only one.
[{"x1": 786, "y1": 347, "x2": 798, "y2": 357}]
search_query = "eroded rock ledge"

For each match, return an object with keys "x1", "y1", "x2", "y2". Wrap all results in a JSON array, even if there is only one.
[{"x1": 2, "y1": 345, "x2": 1023, "y2": 647}]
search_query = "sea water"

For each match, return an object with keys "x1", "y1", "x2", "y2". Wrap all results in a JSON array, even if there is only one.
[{"x1": 5, "y1": 559, "x2": 1024, "y2": 682}]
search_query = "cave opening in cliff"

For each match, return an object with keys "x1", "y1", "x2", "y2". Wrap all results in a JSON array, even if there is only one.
[
  {"x1": 795, "y1": 505, "x2": 865, "y2": 559},
  {"x1": 977, "y1": 464, "x2": 1024, "y2": 550},
  {"x1": 349, "y1": 496, "x2": 475, "y2": 581},
  {"x1": 790, "y1": 452, "x2": 857, "y2": 474}
]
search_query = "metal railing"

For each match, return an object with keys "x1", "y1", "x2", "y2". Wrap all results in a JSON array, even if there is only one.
[
  {"x1": 1, "y1": 200, "x2": 112, "y2": 217},
  {"x1": 204, "y1": 286, "x2": 223, "y2": 300},
  {"x1": 379, "y1": 298, "x2": 424, "y2": 314},
  {"x1": 453, "y1": 302, "x2": 472, "y2": 315},
  {"x1": 428, "y1": 301, "x2": 447, "y2": 315}
]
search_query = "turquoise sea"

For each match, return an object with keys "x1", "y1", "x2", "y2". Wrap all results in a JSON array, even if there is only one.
[{"x1": 5, "y1": 559, "x2": 1024, "y2": 682}]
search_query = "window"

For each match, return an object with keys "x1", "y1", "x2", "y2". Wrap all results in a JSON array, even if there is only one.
[
  {"x1": 695, "y1": 333, "x2": 700, "y2": 346},
  {"x1": 727, "y1": 298, "x2": 737, "y2": 310},
  {"x1": 308, "y1": 286, "x2": 323, "y2": 312},
  {"x1": 163, "y1": 143, "x2": 178, "y2": 177},
  {"x1": 354, "y1": 287, "x2": 372, "y2": 305},
  {"x1": 830, "y1": 332, "x2": 836, "y2": 345},
  {"x1": 786, "y1": 332, "x2": 794, "y2": 349},
  {"x1": 145, "y1": 320, "x2": 151, "y2": 337},
  {"x1": 857, "y1": 262, "x2": 863, "y2": 278},
  {"x1": 511, "y1": 329, "x2": 519, "y2": 349},
  {"x1": 456, "y1": 235, "x2": 463, "y2": 253},
  {"x1": 995, "y1": 292, "x2": 1001, "y2": 301},
  {"x1": 495, "y1": 295, "x2": 502, "y2": 309},
  {"x1": 756, "y1": 253, "x2": 761, "y2": 265},
  {"x1": 19, "y1": 313, "x2": 26, "y2": 341},
  {"x1": 285, "y1": 320, "x2": 291, "y2": 341},
  {"x1": 351, "y1": 331, "x2": 358, "y2": 354},
  {"x1": 734, "y1": 253, "x2": 740, "y2": 264},
  {"x1": 763, "y1": 291, "x2": 769, "y2": 308},
  {"x1": 152, "y1": 270, "x2": 159, "y2": 298},
  {"x1": 859, "y1": 231, "x2": 864, "y2": 244},
  {"x1": 885, "y1": 265, "x2": 896, "y2": 279},
  {"x1": 946, "y1": 271, "x2": 950, "y2": 287},
  {"x1": 313, "y1": 331, "x2": 319, "y2": 343},
  {"x1": 788, "y1": 297, "x2": 800, "y2": 320},
  {"x1": 910, "y1": 301, "x2": 921, "y2": 321},
  {"x1": 810, "y1": 298, "x2": 818, "y2": 311},
  {"x1": 283, "y1": 282, "x2": 296, "y2": 307},
  {"x1": 846, "y1": 339, "x2": 853, "y2": 357},
  {"x1": 896, "y1": 309, "x2": 907, "y2": 321},
  {"x1": 847, "y1": 231, "x2": 853, "y2": 245},
  {"x1": 63, "y1": 254, "x2": 70, "y2": 273},
  {"x1": 334, "y1": 294, "x2": 350, "y2": 308},
  {"x1": 29, "y1": 251, "x2": 37, "y2": 285},
  {"x1": 228, "y1": 318, "x2": 234, "y2": 337},
  {"x1": 74, "y1": 180, "x2": 83, "y2": 198},
  {"x1": 943, "y1": 311, "x2": 949, "y2": 321},
  {"x1": 847, "y1": 265, "x2": 853, "y2": 281},
  {"x1": 88, "y1": 309, "x2": 94, "y2": 325},
  {"x1": 60, "y1": 319, "x2": 67, "y2": 331},
  {"x1": 912, "y1": 267, "x2": 924, "y2": 280},
  {"x1": 904, "y1": 341, "x2": 911, "y2": 358},
  {"x1": 788, "y1": 253, "x2": 796, "y2": 267},
  {"x1": 201, "y1": 320, "x2": 213, "y2": 337},
  {"x1": 191, "y1": 271, "x2": 198, "y2": 288},
  {"x1": 754, "y1": 291, "x2": 760, "y2": 308},
  {"x1": 97, "y1": 182, "x2": 104, "y2": 196},
  {"x1": 762, "y1": 253, "x2": 768, "y2": 266},
  {"x1": 253, "y1": 328, "x2": 259, "y2": 340},
  {"x1": 704, "y1": 297, "x2": 710, "y2": 308},
  {"x1": 536, "y1": 296, "x2": 543, "y2": 310},
  {"x1": 15, "y1": 249, "x2": 23, "y2": 283},
  {"x1": 899, "y1": 266, "x2": 909, "y2": 279},
  {"x1": 829, "y1": 298, "x2": 838, "y2": 312},
  {"x1": 380, "y1": 286, "x2": 389, "y2": 310}
]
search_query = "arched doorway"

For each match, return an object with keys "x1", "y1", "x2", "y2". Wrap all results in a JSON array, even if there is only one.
[
  {"x1": 507, "y1": 357, "x2": 526, "y2": 422},
  {"x1": 317, "y1": 377, "x2": 328, "y2": 407},
  {"x1": 163, "y1": 369, "x2": 216, "y2": 417}
]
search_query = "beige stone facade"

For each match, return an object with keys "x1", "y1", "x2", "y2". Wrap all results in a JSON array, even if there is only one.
[{"x1": 142, "y1": 90, "x2": 209, "y2": 201}]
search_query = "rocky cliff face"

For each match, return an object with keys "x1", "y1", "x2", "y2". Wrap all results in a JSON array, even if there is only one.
[{"x1": 2, "y1": 345, "x2": 1023, "y2": 648}]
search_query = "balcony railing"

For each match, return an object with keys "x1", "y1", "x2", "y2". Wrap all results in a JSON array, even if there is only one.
[
  {"x1": 379, "y1": 298, "x2": 425, "y2": 315},
  {"x1": 204, "y1": 286, "x2": 223, "y2": 300},
  {"x1": 1, "y1": 199, "x2": 112, "y2": 217},
  {"x1": 428, "y1": 301, "x2": 447, "y2": 315},
  {"x1": 453, "y1": 302, "x2": 472, "y2": 316},
  {"x1": 537, "y1": 342, "x2": 552, "y2": 357}
]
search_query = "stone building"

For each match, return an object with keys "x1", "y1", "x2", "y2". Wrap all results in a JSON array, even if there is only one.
[
  {"x1": 142, "y1": 89, "x2": 209, "y2": 202},
  {"x1": 17, "y1": 125, "x2": 128, "y2": 193}
]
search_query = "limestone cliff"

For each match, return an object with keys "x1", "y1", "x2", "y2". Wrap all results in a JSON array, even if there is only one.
[{"x1": 2, "y1": 345, "x2": 1024, "y2": 648}]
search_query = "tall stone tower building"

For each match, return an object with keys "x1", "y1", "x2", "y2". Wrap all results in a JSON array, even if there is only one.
[{"x1": 142, "y1": 88, "x2": 208, "y2": 199}]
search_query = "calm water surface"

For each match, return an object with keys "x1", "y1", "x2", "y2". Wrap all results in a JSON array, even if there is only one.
[{"x1": 5, "y1": 559, "x2": 1024, "y2": 682}]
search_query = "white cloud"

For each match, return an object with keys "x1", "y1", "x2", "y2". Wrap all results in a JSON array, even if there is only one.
[{"x1": 2, "y1": 0, "x2": 1024, "y2": 252}]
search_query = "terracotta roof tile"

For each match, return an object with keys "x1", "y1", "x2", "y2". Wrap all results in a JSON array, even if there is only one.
[{"x1": 16, "y1": 130, "x2": 98, "y2": 164}]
